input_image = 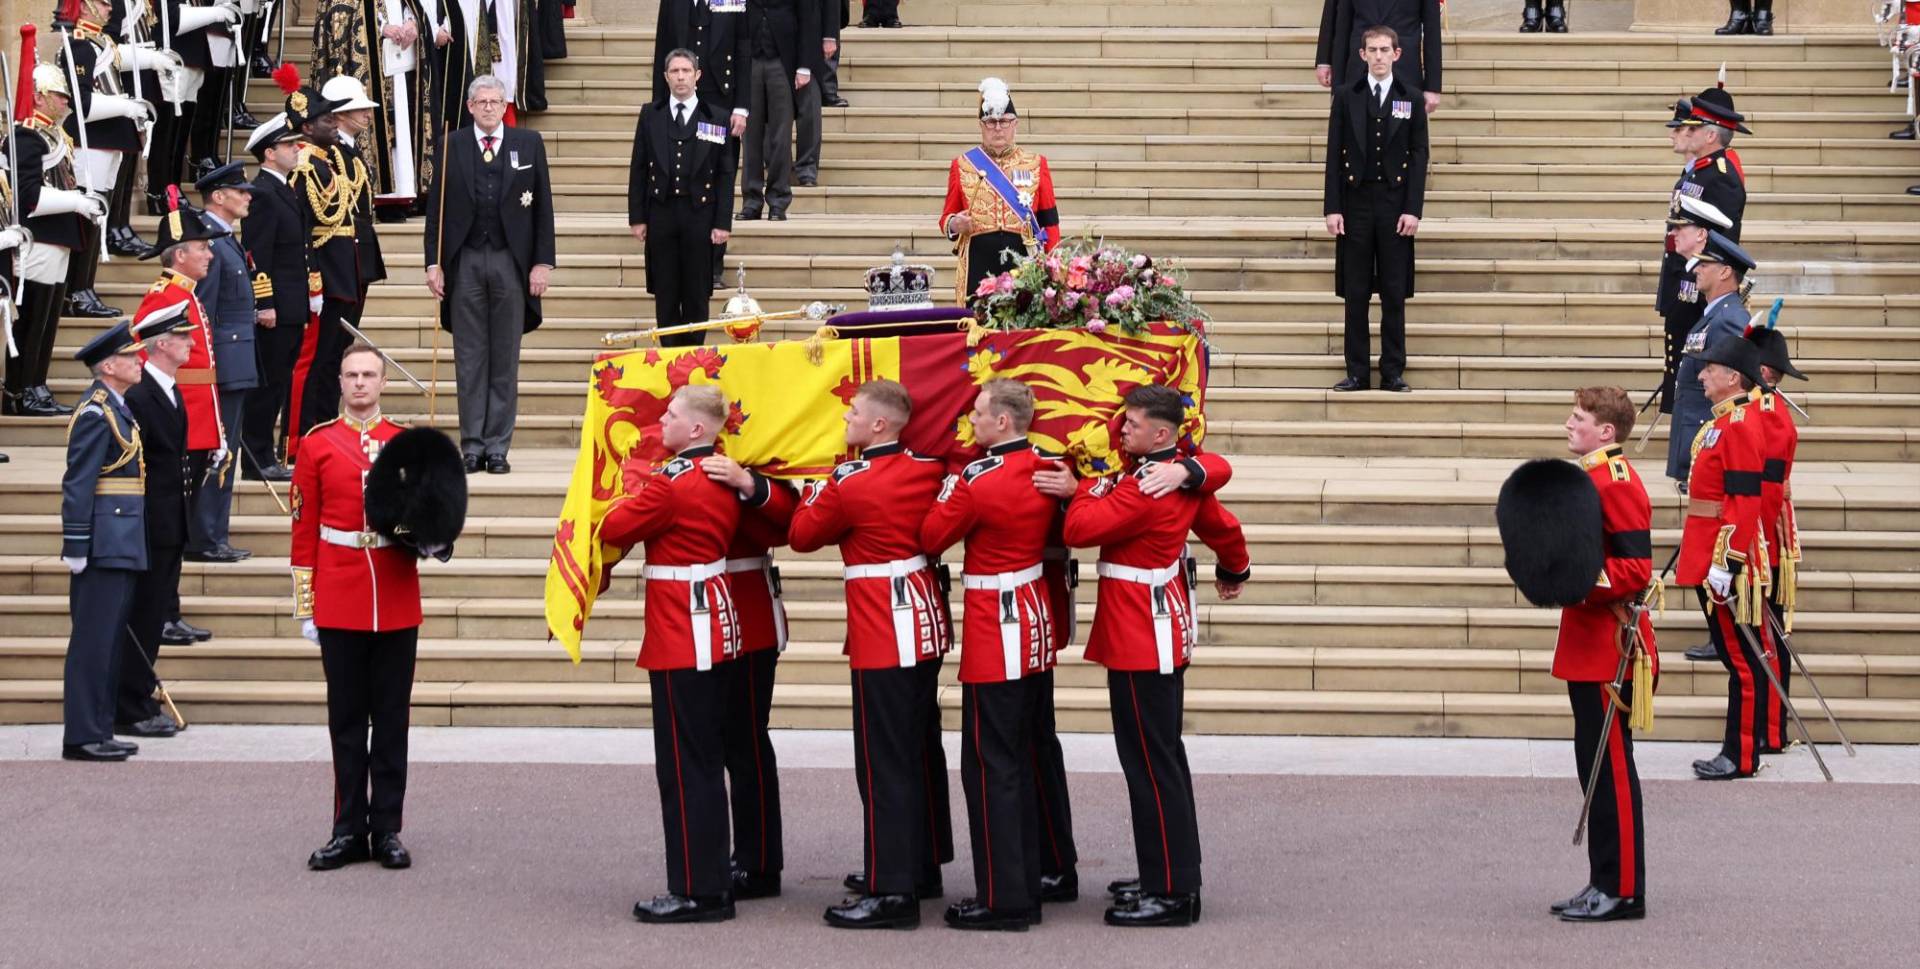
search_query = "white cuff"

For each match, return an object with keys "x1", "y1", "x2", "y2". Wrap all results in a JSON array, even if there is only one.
[{"x1": 32, "y1": 187, "x2": 91, "y2": 217}]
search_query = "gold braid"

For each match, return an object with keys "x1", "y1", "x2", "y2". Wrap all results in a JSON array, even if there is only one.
[{"x1": 298, "y1": 146, "x2": 368, "y2": 245}]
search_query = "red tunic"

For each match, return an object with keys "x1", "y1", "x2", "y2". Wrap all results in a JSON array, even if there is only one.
[
  {"x1": 1062, "y1": 449, "x2": 1252, "y2": 673},
  {"x1": 921, "y1": 440, "x2": 1061, "y2": 684},
  {"x1": 1677, "y1": 395, "x2": 1767, "y2": 586},
  {"x1": 789, "y1": 441, "x2": 953, "y2": 670},
  {"x1": 135, "y1": 271, "x2": 224, "y2": 452},
  {"x1": 727, "y1": 474, "x2": 799, "y2": 655},
  {"x1": 288, "y1": 414, "x2": 422, "y2": 632},
  {"x1": 938, "y1": 149, "x2": 1061, "y2": 250},
  {"x1": 1553, "y1": 445, "x2": 1660, "y2": 683},
  {"x1": 600, "y1": 446, "x2": 745, "y2": 672},
  {"x1": 1748, "y1": 389, "x2": 1797, "y2": 568}
]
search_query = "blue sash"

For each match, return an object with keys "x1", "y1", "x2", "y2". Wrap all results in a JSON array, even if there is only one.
[{"x1": 962, "y1": 147, "x2": 1049, "y2": 249}]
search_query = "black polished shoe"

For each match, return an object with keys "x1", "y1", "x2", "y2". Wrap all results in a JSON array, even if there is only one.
[
  {"x1": 883, "y1": 18, "x2": 903, "y2": 27},
  {"x1": 145, "y1": 192, "x2": 168, "y2": 217},
  {"x1": 66, "y1": 289, "x2": 123, "y2": 318},
  {"x1": 1332, "y1": 376, "x2": 1368, "y2": 393},
  {"x1": 251, "y1": 52, "x2": 276, "y2": 76},
  {"x1": 1380, "y1": 377, "x2": 1411, "y2": 393},
  {"x1": 1714, "y1": 8, "x2": 1752, "y2": 35},
  {"x1": 844, "y1": 870, "x2": 944, "y2": 899},
  {"x1": 736, "y1": 207, "x2": 763, "y2": 221},
  {"x1": 1692, "y1": 754, "x2": 1754, "y2": 780},
  {"x1": 372, "y1": 832, "x2": 412, "y2": 869},
  {"x1": 825, "y1": 894, "x2": 920, "y2": 929},
  {"x1": 1518, "y1": 3, "x2": 1542, "y2": 31},
  {"x1": 1558, "y1": 890, "x2": 1644, "y2": 922},
  {"x1": 944, "y1": 899, "x2": 1032, "y2": 931},
  {"x1": 232, "y1": 107, "x2": 262, "y2": 129},
  {"x1": 308, "y1": 834, "x2": 371, "y2": 870},
  {"x1": 712, "y1": 271, "x2": 728, "y2": 289},
  {"x1": 62, "y1": 741, "x2": 132, "y2": 762},
  {"x1": 1891, "y1": 127, "x2": 1917, "y2": 140},
  {"x1": 463, "y1": 453, "x2": 483, "y2": 475},
  {"x1": 189, "y1": 157, "x2": 220, "y2": 183},
  {"x1": 186, "y1": 544, "x2": 249, "y2": 563},
  {"x1": 797, "y1": 175, "x2": 817, "y2": 187},
  {"x1": 1105, "y1": 892, "x2": 1200, "y2": 927},
  {"x1": 1910, "y1": 186, "x2": 1920, "y2": 197},
  {"x1": 1550, "y1": 884, "x2": 1597, "y2": 915},
  {"x1": 729, "y1": 867, "x2": 782, "y2": 900},
  {"x1": 33, "y1": 387, "x2": 73, "y2": 416},
  {"x1": 767, "y1": 208, "x2": 788, "y2": 221},
  {"x1": 1040, "y1": 870, "x2": 1079, "y2": 903},
  {"x1": 1684, "y1": 643, "x2": 1718, "y2": 662},
  {"x1": 1107, "y1": 876, "x2": 1141, "y2": 897},
  {"x1": 184, "y1": 620, "x2": 212, "y2": 641},
  {"x1": 1544, "y1": 4, "x2": 1568, "y2": 31},
  {"x1": 243, "y1": 462, "x2": 291, "y2": 482},
  {"x1": 160, "y1": 620, "x2": 201, "y2": 645},
  {"x1": 826, "y1": 97, "x2": 850, "y2": 108},
  {"x1": 634, "y1": 893, "x2": 736, "y2": 923},
  {"x1": 102, "y1": 738, "x2": 139, "y2": 754},
  {"x1": 107, "y1": 226, "x2": 161, "y2": 258},
  {"x1": 115, "y1": 714, "x2": 178, "y2": 738},
  {"x1": 486, "y1": 454, "x2": 511, "y2": 474}
]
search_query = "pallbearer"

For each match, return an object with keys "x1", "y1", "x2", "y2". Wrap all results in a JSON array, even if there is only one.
[{"x1": 939, "y1": 77, "x2": 1059, "y2": 305}]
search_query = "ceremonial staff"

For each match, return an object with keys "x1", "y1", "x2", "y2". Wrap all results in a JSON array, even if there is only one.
[
  {"x1": 2, "y1": 42, "x2": 26, "y2": 323},
  {"x1": 601, "y1": 301, "x2": 841, "y2": 346},
  {"x1": 336, "y1": 316, "x2": 431, "y2": 394}
]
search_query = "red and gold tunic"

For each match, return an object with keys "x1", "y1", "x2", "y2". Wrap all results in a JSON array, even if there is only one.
[
  {"x1": 1677, "y1": 394, "x2": 1767, "y2": 589},
  {"x1": 289, "y1": 413, "x2": 422, "y2": 632},
  {"x1": 600, "y1": 446, "x2": 746, "y2": 672},
  {"x1": 1553, "y1": 445, "x2": 1659, "y2": 683},
  {"x1": 134, "y1": 269, "x2": 224, "y2": 452},
  {"x1": 939, "y1": 146, "x2": 1060, "y2": 303}
]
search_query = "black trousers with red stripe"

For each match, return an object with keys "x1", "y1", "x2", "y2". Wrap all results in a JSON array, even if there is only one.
[
  {"x1": 1700, "y1": 589, "x2": 1774, "y2": 774},
  {"x1": 296, "y1": 298, "x2": 358, "y2": 441},
  {"x1": 1567, "y1": 682, "x2": 1647, "y2": 900},
  {"x1": 961, "y1": 678, "x2": 1043, "y2": 913},
  {"x1": 721, "y1": 648, "x2": 783, "y2": 877},
  {"x1": 850, "y1": 657, "x2": 952, "y2": 896},
  {"x1": 649, "y1": 666, "x2": 732, "y2": 898},
  {"x1": 1028, "y1": 669, "x2": 1080, "y2": 878},
  {"x1": 317, "y1": 627, "x2": 419, "y2": 838},
  {"x1": 1107, "y1": 667, "x2": 1202, "y2": 896}
]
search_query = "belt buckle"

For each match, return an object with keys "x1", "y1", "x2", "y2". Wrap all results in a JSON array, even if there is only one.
[{"x1": 355, "y1": 531, "x2": 376, "y2": 549}]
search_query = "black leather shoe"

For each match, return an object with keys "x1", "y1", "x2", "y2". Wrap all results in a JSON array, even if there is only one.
[
  {"x1": 372, "y1": 832, "x2": 412, "y2": 869},
  {"x1": 1107, "y1": 876, "x2": 1140, "y2": 897},
  {"x1": 826, "y1": 97, "x2": 850, "y2": 108},
  {"x1": 634, "y1": 893, "x2": 736, "y2": 923},
  {"x1": 62, "y1": 741, "x2": 132, "y2": 761},
  {"x1": 712, "y1": 271, "x2": 728, "y2": 289},
  {"x1": 730, "y1": 867, "x2": 782, "y2": 900},
  {"x1": 107, "y1": 226, "x2": 161, "y2": 258},
  {"x1": 189, "y1": 157, "x2": 220, "y2": 183},
  {"x1": 251, "y1": 53, "x2": 276, "y2": 76},
  {"x1": 232, "y1": 108, "x2": 261, "y2": 129},
  {"x1": 184, "y1": 620, "x2": 212, "y2": 641},
  {"x1": 308, "y1": 835, "x2": 371, "y2": 870},
  {"x1": 1715, "y1": 9, "x2": 1751, "y2": 35},
  {"x1": 767, "y1": 208, "x2": 788, "y2": 221},
  {"x1": 1684, "y1": 643, "x2": 1718, "y2": 662},
  {"x1": 31, "y1": 387, "x2": 73, "y2": 416},
  {"x1": 1558, "y1": 891, "x2": 1644, "y2": 922},
  {"x1": 1910, "y1": 186, "x2": 1920, "y2": 196},
  {"x1": 1892, "y1": 128, "x2": 1917, "y2": 140},
  {"x1": 1519, "y1": 5, "x2": 1542, "y2": 31},
  {"x1": 883, "y1": 18, "x2": 903, "y2": 27},
  {"x1": 825, "y1": 894, "x2": 920, "y2": 929},
  {"x1": 160, "y1": 620, "x2": 201, "y2": 645},
  {"x1": 66, "y1": 289, "x2": 123, "y2": 318},
  {"x1": 486, "y1": 454, "x2": 511, "y2": 474},
  {"x1": 1380, "y1": 377, "x2": 1411, "y2": 393},
  {"x1": 944, "y1": 900, "x2": 1032, "y2": 931},
  {"x1": 1040, "y1": 870, "x2": 1079, "y2": 903},
  {"x1": 243, "y1": 463, "x2": 293, "y2": 482},
  {"x1": 1332, "y1": 376, "x2": 1368, "y2": 392},
  {"x1": 736, "y1": 207, "x2": 763, "y2": 221},
  {"x1": 1545, "y1": 5, "x2": 1568, "y2": 30},
  {"x1": 1692, "y1": 754, "x2": 1753, "y2": 780},
  {"x1": 116, "y1": 714, "x2": 178, "y2": 738},
  {"x1": 186, "y1": 544, "x2": 249, "y2": 563},
  {"x1": 464, "y1": 453, "x2": 483, "y2": 474},
  {"x1": 797, "y1": 175, "x2": 817, "y2": 187},
  {"x1": 145, "y1": 192, "x2": 167, "y2": 217},
  {"x1": 102, "y1": 738, "x2": 139, "y2": 753},
  {"x1": 1550, "y1": 884, "x2": 1596, "y2": 915},
  {"x1": 844, "y1": 871, "x2": 943, "y2": 899},
  {"x1": 1105, "y1": 892, "x2": 1200, "y2": 927}
]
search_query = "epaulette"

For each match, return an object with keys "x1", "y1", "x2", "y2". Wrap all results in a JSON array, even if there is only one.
[
  {"x1": 1760, "y1": 393, "x2": 1776, "y2": 412},
  {"x1": 1088, "y1": 476, "x2": 1117, "y2": 498},
  {"x1": 1691, "y1": 155, "x2": 1713, "y2": 172},
  {"x1": 832, "y1": 459, "x2": 871, "y2": 482},
  {"x1": 304, "y1": 416, "x2": 340, "y2": 437},
  {"x1": 1729, "y1": 406, "x2": 1746, "y2": 423},
  {"x1": 1717, "y1": 158, "x2": 1728, "y2": 174},
  {"x1": 662, "y1": 456, "x2": 694, "y2": 479},
  {"x1": 961, "y1": 454, "x2": 1003, "y2": 483},
  {"x1": 1608, "y1": 457, "x2": 1630, "y2": 483}
]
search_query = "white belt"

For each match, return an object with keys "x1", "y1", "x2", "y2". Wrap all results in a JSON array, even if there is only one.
[
  {"x1": 963, "y1": 564, "x2": 1047, "y2": 679},
  {"x1": 725, "y1": 555, "x2": 787, "y2": 653},
  {"x1": 843, "y1": 555, "x2": 931, "y2": 667},
  {"x1": 320, "y1": 525, "x2": 392, "y2": 549},
  {"x1": 643, "y1": 558, "x2": 729, "y2": 671},
  {"x1": 1096, "y1": 554, "x2": 1193, "y2": 675}
]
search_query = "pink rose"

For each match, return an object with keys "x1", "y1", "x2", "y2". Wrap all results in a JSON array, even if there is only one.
[
  {"x1": 1105, "y1": 285, "x2": 1135, "y2": 306},
  {"x1": 1131, "y1": 253, "x2": 1148, "y2": 269},
  {"x1": 1066, "y1": 270, "x2": 1089, "y2": 290},
  {"x1": 996, "y1": 275, "x2": 1017, "y2": 295},
  {"x1": 1043, "y1": 287, "x2": 1057, "y2": 300},
  {"x1": 1139, "y1": 269, "x2": 1156, "y2": 286},
  {"x1": 1086, "y1": 319, "x2": 1108, "y2": 334},
  {"x1": 975, "y1": 276, "x2": 1001, "y2": 299}
]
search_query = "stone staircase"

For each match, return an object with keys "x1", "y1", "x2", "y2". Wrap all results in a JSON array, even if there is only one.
[{"x1": 1, "y1": 23, "x2": 1915, "y2": 741}]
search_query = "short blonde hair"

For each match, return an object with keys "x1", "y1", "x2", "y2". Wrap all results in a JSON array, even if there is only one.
[
  {"x1": 981, "y1": 378, "x2": 1033, "y2": 432},
  {"x1": 675, "y1": 384, "x2": 728, "y2": 428},
  {"x1": 855, "y1": 378, "x2": 913, "y2": 424}
]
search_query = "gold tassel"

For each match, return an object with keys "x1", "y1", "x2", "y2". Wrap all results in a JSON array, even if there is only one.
[
  {"x1": 802, "y1": 325, "x2": 840, "y2": 366},
  {"x1": 1644, "y1": 575, "x2": 1666, "y2": 620},
  {"x1": 1630, "y1": 646, "x2": 1654, "y2": 733},
  {"x1": 962, "y1": 316, "x2": 987, "y2": 347},
  {"x1": 1779, "y1": 554, "x2": 1797, "y2": 633}
]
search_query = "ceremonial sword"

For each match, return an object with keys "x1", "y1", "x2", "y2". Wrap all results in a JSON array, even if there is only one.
[
  {"x1": 1763, "y1": 606, "x2": 1855, "y2": 757},
  {"x1": 122, "y1": 623, "x2": 188, "y2": 730},
  {"x1": 1728, "y1": 614, "x2": 1832, "y2": 781},
  {"x1": 336, "y1": 316, "x2": 430, "y2": 394}
]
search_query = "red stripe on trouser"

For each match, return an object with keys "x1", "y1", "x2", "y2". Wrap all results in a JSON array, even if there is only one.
[
  {"x1": 972, "y1": 689, "x2": 994, "y2": 907},
  {"x1": 1715, "y1": 608, "x2": 1758, "y2": 773},
  {"x1": 666, "y1": 676, "x2": 692, "y2": 892},
  {"x1": 857, "y1": 671, "x2": 879, "y2": 885},
  {"x1": 1128, "y1": 675, "x2": 1174, "y2": 895},
  {"x1": 746, "y1": 657, "x2": 769, "y2": 872},
  {"x1": 1606, "y1": 711, "x2": 1637, "y2": 898},
  {"x1": 285, "y1": 308, "x2": 322, "y2": 459}
]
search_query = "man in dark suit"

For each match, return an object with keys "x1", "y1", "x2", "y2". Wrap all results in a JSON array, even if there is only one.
[
  {"x1": 1316, "y1": 0, "x2": 1443, "y2": 114},
  {"x1": 117, "y1": 303, "x2": 199, "y2": 741},
  {"x1": 240, "y1": 116, "x2": 312, "y2": 481},
  {"x1": 630, "y1": 51, "x2": 738, "y2": 350},
  {"x1": 796, "y1": 0, "x2": 846, "y2": 185},
  {"x1": 820, "y1": 1, "x2": 850, "y2": 107},
  {"x1": 652, "y1": 0, "x2": 753, "y2": 287},
  {"x1": 1323, "y1": 24, "x2": 1429, "y2": 394},
  {"x1": 425, "y1": 74, "x2": 558, "y2": 475},
  {"x1": 187, "y1": 162, "x2": 262, "y2": 564},
  {"x1": 738, "y1": 0, "x2": 822, "y2": 222}
]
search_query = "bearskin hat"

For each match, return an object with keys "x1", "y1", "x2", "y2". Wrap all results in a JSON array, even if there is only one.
[
  {"x1": 365, "y1": 427, "x2": 469, "y2": 554},
  {"x1": 1496, "y1": 458, "x2": 1605, "y2": 608}
]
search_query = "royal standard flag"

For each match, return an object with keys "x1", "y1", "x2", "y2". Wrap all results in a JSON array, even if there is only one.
[{"x1": 545, "y1": 325, "x2": 1206, "y2": 658}]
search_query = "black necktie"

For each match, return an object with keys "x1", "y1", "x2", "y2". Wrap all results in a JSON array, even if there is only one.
[
  {"x1": 675, "y1": 104, "x2": 687, "y2": 128},
  {"x1": 1372, "y1": 82, "x2": 1383, "y2": 104}
]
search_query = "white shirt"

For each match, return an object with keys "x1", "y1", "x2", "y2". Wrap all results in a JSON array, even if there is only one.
[
  {"x1": 669, "y1": 94, "x2": 698, "y2": 126},
  {"x1": 263, "y1": 167, "x2": 290, "y2": 185},
  {"x1": 339, "y1": 131, "x2": 358, "y2": 149},
  {"x1": 475, "y1": 124, "x2": 504, "y2": 152},
  {"x1": 143, "y1": 362, "x2": 179, "y2": 407},
  {"x1": 1369, "y1": 76, "x2": 1391, "y2": 106}
]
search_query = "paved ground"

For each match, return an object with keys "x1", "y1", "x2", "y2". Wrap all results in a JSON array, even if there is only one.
[{"x1": 4, "y1": 729, "x2": 1915, "y2": 968}]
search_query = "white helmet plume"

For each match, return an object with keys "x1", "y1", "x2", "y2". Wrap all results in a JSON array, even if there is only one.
[{"x1": 978, "y1": 76, "x2": 1013, "y2": 119}]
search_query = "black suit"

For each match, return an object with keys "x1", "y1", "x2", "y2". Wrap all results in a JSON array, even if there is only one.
[
  {"x1": 118, "y1": 373, "x2": 193, "y2": 725},
  {"x1": 1316, "y1": 0, "x2": 1443, "y2": 96},
  {"x1": 653, "y1": 0, "x2": 753, "y2": 112},
  {"x1": 241, "y1": 169, "x2": 311, "y2": 466},
  {"x1": 1324, "y1": 75, "x2": 1430, "y2": 382},
  {"x1": 629, "y1": 99, "x2": 738, "y2": 348}
]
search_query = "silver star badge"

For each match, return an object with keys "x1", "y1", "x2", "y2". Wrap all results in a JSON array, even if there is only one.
[{"x1": 520, "y1": 190, "x2": 533, "y2": 208}]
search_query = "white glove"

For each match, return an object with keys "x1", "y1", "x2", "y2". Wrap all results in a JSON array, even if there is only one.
[
  {"x1": 177, "y1": 5, "x2": 242, "y2": 32},
  {"x1": 64, "y1": 556, "x2": 87, "y2": 574},
  {"x1": 308, "y1": 294, "x2": 325, "y2": 315},
  {"x1": 125, "y1": 45, "x2": 185, "y2": 72},
  {"x1": 301, "y1": 619, "x2": 319, "y2": 643},
  {"x1": 1707, "y1": 565, "x2": 1734, "y2": 600},
  {"x1": 86, "y1": 93, "x2": 153, "y2": 124},
  {"x1": 31, "y1": 186, "x2": 100, "y2": 218},
  {"x1": 0, "y1": 226, "x2": 27, "y2": 251},
  {"x1": 211, "y1": 446, "x2": 229, "y2": 470},
  {"x1": 76, "y1": 192, "x2": 109, "y2": 222}
]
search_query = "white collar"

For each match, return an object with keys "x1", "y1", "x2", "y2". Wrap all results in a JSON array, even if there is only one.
[
  {"x1": 475, "y1": 124, "x2": 504, "y2": 147},
  {"x1": 339, "y1": 132, "x2": 357, "y2": 148},
  {"x1": 263, "y1": 167, "x2": 290, "y2": 184},
  {"x1": 143, "y1": 361, "x2": 178, "y2": 400},
  {"x1": 1369, "y1": 76, "x2": 1391, "y2": 99},
  {"x1": 670, "y1": 94, "x2": 698, "y2": 118}
]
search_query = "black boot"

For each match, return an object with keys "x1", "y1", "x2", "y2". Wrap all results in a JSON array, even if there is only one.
[
  {"x1": 1751, "y1": 0, "x2": 1773, "y2": 34},
  {"x1": 1545, "y1": 3, "x2": 1568, "y2": 31},
  {"x1": 33, "y1": 387, "x2": 74, "y2": 416},
  {"x1": 189, "y1": 157, "x2": 220, "y2": 183},
  {"x1": 145, "y1": 192, "x2": 168, "y2": 217},
  {"x1": 1715, "y1": 0, "x2": 1752, "y2": 35},
  {"x1": 232, "y1": 107, "x2": 261, "y2": 129},
  {"x1": 107, "y1": 226, "x2": 160, "y2": 259},
  {"x1": 251, "y1": 52, "x2": 275, "y2": 76},
  {"x1": 1519, "y1": 0, "x2": 1542, "y2": 32},
  {"x1": 65, "y1": 289, "x2": 122, "y2": 318}
]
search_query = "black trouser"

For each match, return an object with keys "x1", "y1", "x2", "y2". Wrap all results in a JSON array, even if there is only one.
[
  {"x1": 850, "y1": 657, "x2": 951, "y2": 895},
  {"x1": 818, "y1": 44, "x2": 842, "y2": 101},
  {"x1": 965, "y1": 231, "x2": 1027, "y2": 305},
  {"x1": 1765, "y1": 583, "x2": 1790, "y2": 750},
  {"x1": 1339, "y1": 180, "x2": 1411, "y2": 382},
  {"x1": 863, "y1": 0, "x2": 899, "y2": 22},
  {"x1": 299, "y1": 297, "x2": 358, "y2": 438},
  {"x1": 1658, "y1": 300, "x2": 1705, "y2": 415},
  {"x1": 1699, "y1": 588, "x2": 1773, "y2": 775},
  {"x1": 8, "y1": 279, "x2": 65, "y2": 396},
  {"x1": 1568, "y1": 682, "x2": 1646, "y2": 899},
  {"x1": 149, "y1": 104, "x2": 185, "y2": 200},
  {"x1": 318, "y1": 626, "x2": 419, "y2": 837},
  {"x1": 245, "y1": 310, "x2": 307, "y2": 467},
  {"x1": 64, "y1": 217, "x2": 106, "y2": 302},
  {"x1": 1108, "y1": 667, "x2": 1201, "y2": 895},
  {"x1": 115, "y1": 542, "x2": 182, "y2": 725},
  {"x1": 722, "y1": 648, "x2": 783, "y2": 877},
  {"x1": 188, "y1": 69, "x2": 230, "y2": 163},
  {"x1": 961, "y1": 678, "x2": 1042, "y2": 912},
  {"x1": 647, "y1": 197, "x2": 715, "y2": 348},
  {"x1": 1027, "y1": 669, "x2": 1078, "y2": 877},
  {"x1": 651, "y1": 666, "x2": 733, "y2": 898},
  {"x1": 109, "y1": 147, "x2": 140, "y2": 235},
  {"x1": 65, "y1": 567, "x2": 137, "y2": 747}
]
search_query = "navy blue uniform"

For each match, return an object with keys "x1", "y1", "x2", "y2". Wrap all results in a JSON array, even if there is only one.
[
  {"x1": 1668, "y1": 292, "x2": 1751, "y2": 482},
  {"x1": 61, "y1": 381, "x2": 150, "y2": 746}
]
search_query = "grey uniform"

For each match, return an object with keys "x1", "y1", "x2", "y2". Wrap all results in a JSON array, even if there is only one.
[{"x1": 1668, "y1": 292, "x2": 1751, "y2": 482}]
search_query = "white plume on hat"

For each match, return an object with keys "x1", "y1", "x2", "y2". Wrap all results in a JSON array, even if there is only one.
[{"x1": 978, "y1": 76, "x2": 1011, "y2": 119}]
